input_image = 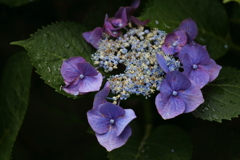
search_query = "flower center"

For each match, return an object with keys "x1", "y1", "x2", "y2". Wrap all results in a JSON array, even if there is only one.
[
  {"x1": 172, "y1": 42, "x2": 177, "y2": 47},
  {"x1": 92, "y1": 27, "x2": 180, "y2": 101},
  {"x1": 172, "y1": 91, "x2": 178, "y2": 96},
  {"x1": 79, "y1": 74, "x2": 84, "y2": 79},
  {"x1": 192, "y1": 64, "x2": 198, "y2": 70},
  {"x1": 110, "y1": 119, "x2": 115, "y2": 124}
]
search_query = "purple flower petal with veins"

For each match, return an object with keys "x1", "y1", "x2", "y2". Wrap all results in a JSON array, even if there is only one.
[
  {"x1": 179, "y1": 44, "x2": 221, "y2": 88},
  {"x1": 61, "y1": 57, "x2": 103, "y2": 95},
  {"x1": 96, "y1": 124, "x2": 132, "y2": 152},
  {"x1": 87, "y1": 102, "x2": 136, "y2": 151},
  {"x1": 82, "y1": 27, "x2": 103, "y2": 49},
  {"x1": 130, "y1": 16, "x2": 150, "y2": 26},
  {"x1": 156, "y1": 54, "x2": 170, "y2": 73},
  {"x1": 162, "y1": 30, "x2": 187, "y2": 55},
  {"x1": 104, "y1": 14, "x2": 122, "y2": 37},
  {"x1": 93, "y1": 82, "x2": 111, "y2": 108},
  {"x1": 110, "y1": 7, "x2": 128, "y2": 28},
  {"x1": 176, "y1": 18, "x2": 198, "y2": 42},
  {"x1": 155, "y1": 71, "x2": 204, "y2": 119}
]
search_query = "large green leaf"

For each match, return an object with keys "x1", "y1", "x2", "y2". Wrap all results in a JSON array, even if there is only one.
[
  {"x1": 193, "y1": 67, "x2": 240, "y2": 122},
  {"x1": 108, "y1": 125, "x2": 192, "y2": 160},
  {"x1": 140, "y1": 0, "x2": 229, "y2": 59},
  {"x1": 0, "y1": 52, "x2": 32, "y2": 160},
  {"x1": 223, "y1": 0, "x2": 240, "y2": 4},
  {"x1": 0, "y1": 0, "x2": 35, "y2": 7},
  {"x1": 11, "y1": 21, "x2": 94, "y2": 98}
]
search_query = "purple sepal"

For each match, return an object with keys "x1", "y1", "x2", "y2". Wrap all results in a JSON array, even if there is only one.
[
  {"x1": 87, "y1": 106, "x2": 110, "y2": 134},
  {"x1": 82, "y1": 27, "x2": 103, "y2": 49},
  {"x1": 96, "y1": 125, "x2": 132, "y2": 152},
  {"x1": 104, "y1": 15, "x2": 121, "y2": 37},
  {"x1": 179, "y1": 44, "x2": 221, "y2": 88},
  {"x1": 130, "y1": 16, "x2": 150, "y2": 26},
  {"x1": 87, "y1": 102, "x2": 136, "y2": 151},
  {"x1": 156, "y1": 54, "x2": 170, "y2": 73},
  {"x1": 131, "y1": 0, "x2": 140, "y2": 10},
  {"x1": 99, "y1": 103, "x2": 126, "y2": 120},
  {"x1": 204, "y1": 59, "x2": 222, "y2": 82},
  {"x1": 176, "y1": 18, "x2": 198, "y2": 42},
  {"x1": 115, "y1": 109, "x2": 136, "y2": 136},
  {"x1": 61, "y1": 57, "x2": 103, "y2": 95},
  {"x1": 155, "y1": 71, "x2": 204, "y2": 119},
  {"x1": 93, "y1": 82, "x2": 111, "y2": 108},
  {"x1": 62, "y1": 73, "x2": 103, "y2": 95},
  {"x1": 162, "y1": 30, "x2": 187, "y2": 55},
  {"x1": 110, "y1": 8, "x2": 128, "y2": 28}
]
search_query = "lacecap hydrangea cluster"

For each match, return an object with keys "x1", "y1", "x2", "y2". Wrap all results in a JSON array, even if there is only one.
[{"x1": 60, "y1": 0, "x2": 221, "y2": 152}]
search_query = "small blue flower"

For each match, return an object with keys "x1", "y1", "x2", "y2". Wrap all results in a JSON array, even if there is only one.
[
  {"x1": 155, "y1": 71, "x2": 204, "y2": 119},
  {"x1": 60, "y1": 57, "x2": 103, "y2": 95},
  {"x1": 87, "y1": 84, "x2": 136, "y2": 151}
]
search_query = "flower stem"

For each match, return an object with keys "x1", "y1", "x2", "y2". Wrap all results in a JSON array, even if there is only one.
[{"x1": 135, "y1": 99, "x2": 153, "y2": 158}]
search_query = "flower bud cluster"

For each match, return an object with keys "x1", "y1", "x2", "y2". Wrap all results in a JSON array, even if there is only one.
[{"x1": 92, "y1": 27, "x2": 181, "y2": 100}]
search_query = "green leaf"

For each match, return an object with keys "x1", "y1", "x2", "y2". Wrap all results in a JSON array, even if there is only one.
[
  {"x1": 0, "y1": 0, "x2": 35, "y2": 7},
  {"x1": 140, "y1": 0, "x2": 229, "y2": 59},
  {"x1": 0, "y1": 52, "x2": 32, "y2": 160},
  {"x1": 11, "y1": 21, "x2": 94, "y2": 98},
  {"x1": 108, "y1": 125, "x2": 192, "y2": 160},
  {"x1": 223, "y1": 0, "x2": 240, "y2": 4},
  {"x1": 192, "y1": 67, "x2": 240, "y2": 122}
]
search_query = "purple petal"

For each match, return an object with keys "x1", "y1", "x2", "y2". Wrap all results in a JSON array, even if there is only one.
[
  {"x1": 204, "y1": 59, "x2": 222, "y2": 82},
  {"x1": 87, "y1": 106, "x2": 109, "y2": 134},
  {"x1": 159, "y1": 79, "x2": 172, "y2": 103},
  {"x1": 110, "y1": 7, "x2": 128, "y2": 28},
  {"x1": 165, "y1": 71, "x2": 191, "y2": 91},
  {"x1": 61, "y1": 65, "x2": 80, "y2": 84},
  {"x1": 178, "y1": 18, "x2": 198, "y2": 40},
  {"x1": 130, "y1": 16, "x2": 150, "y2": 26},
  {"x1": 174, "y1": 29, "x2": 187, "y2": 46},
  {"x1": 96, "y1": 125, "x2": 132, "y2": 151},
  {"x1": 162, "y1": 33, "x2": 179, "y2": 55},
  {"x1": 78, "y1": 73, "x2": 103, "y2": 92},
  {"x1": 76, "y1": 63, "x2": 98, "y2": 76},
  {"x1": 155, "y1": 93, "x2": 185, "y2": 119},
  {"x1": 104, "y1": 15, "x2": 121, "y2": 37},
  {"x1": 62, "y1": 78, "x2": 81, "y2": 95},
  {"x1": 93, "y1": 82, "x2": 111, "y2": 108},
  {"x1": 115, "y1": 109, "x2": 136, "y2": 136},
  {"x1": 61, "y1": 57, "x2": 87, "y2": 82},
  {"x1": 114, "y1": 7, "x2": 125, "y2": 19},
  {"x1": 99, "y1": 102, "x2": 125, "y2": 119},
  {"x1": 131, "y1": 0, "x2": 140, "y2": 9},
  {"x1": 82, "y1": 27, "x2": 103, "y2": 49},
  {"x1": 183, "y1": 65, "x2": 210, "y2": 89},
  {"x1": 179, "y1": 44, "x2": 210, "y2": 65},
  {"x1": 182, "y1": 53, "x2": 210, "y2": 88},
  {"x1": 156, "y1": 54, "x2": 170, "y2": 73},
  {"x1": 178, "y1": 82, "x2": 204, "y2": 113}
]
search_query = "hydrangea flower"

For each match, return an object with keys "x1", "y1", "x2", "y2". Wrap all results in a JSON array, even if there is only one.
[
  {"x1": 179, "y1": 44, "x2": 222, "y2": 88},
  {"x1": 162, "y1": 30, "x2": 187, "y2": 55},
  {"x1": 82, "y1": 0, "x2": 149, "y2": 48},
  {"x1": 175, "y1": 18, "x2": 198, "y2": 43},
  {"x1": 60, "y1": 57, "x2": 103, "y2": 95},
  {"x1": 155, "y1": 71, "x2": 204, "y2": 119},
  {"x1": 87, "y1": 84, "x2": 136, "y2": 151}
]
